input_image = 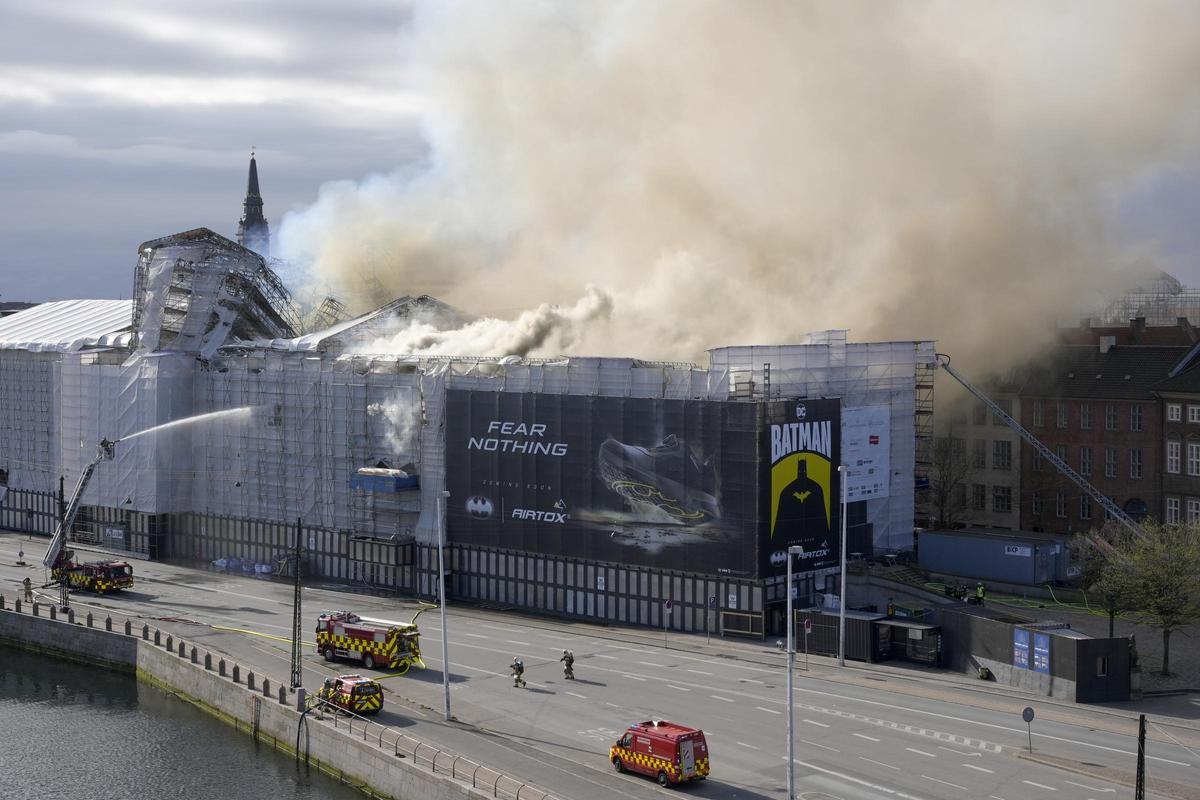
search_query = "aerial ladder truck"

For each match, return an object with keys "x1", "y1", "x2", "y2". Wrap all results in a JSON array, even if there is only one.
[
  {"x1": 936, "y1": 354, "x2": 1142, "y2": 538},
  {"x1": 42, "y1": 438, "x2": 134, "y2": 609}
]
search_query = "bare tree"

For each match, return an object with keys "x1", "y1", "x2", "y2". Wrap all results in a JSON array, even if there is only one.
[{"x1": 928, "y1": 434, "x2": 973, "y2": 529}]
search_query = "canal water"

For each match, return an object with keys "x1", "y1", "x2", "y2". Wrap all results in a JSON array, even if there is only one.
[{"x1": 0, "y1": 648, "x2": 364, "y2": 800}]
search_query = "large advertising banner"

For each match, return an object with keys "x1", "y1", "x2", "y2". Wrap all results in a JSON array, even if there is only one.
[
  {"x1": 842, "y1": 405, "x2": 890, "y2": 501},
  {"x1": 445, "y1": 391, "x2": 763, "y2": 577},
  {"x1": 761, "y1": 398, "x2": 842, "y2": 576}
]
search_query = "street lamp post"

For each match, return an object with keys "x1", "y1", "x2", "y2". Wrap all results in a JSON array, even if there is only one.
[
  {"x1": 837, "y1": 465, "x2": 847, "y2": 667},
  {"x1": 786, "y1": 543, "x2": 802, "y2": 800},
  {"x1": 437, "y1": 489, "x2": 451, "y2": 722}
]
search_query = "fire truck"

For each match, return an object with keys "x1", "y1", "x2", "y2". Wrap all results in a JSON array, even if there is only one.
[
  {"x1": 611, "y1": 720, "x2": 710, "y2": 787},
  {"x1": 316, "y1": 674, "x2": 384, "y2": 715},
  {"x1": 43, "y1": 439, "x2": 135, "y2": 597},
  {"x1": 314, "y1": 610, "x2": 426, "y2": 673}
]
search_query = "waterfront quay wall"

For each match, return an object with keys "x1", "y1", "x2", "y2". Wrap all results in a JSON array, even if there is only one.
[{"x1": 0, "y1": 596, "x2": 557, "y2": 800}]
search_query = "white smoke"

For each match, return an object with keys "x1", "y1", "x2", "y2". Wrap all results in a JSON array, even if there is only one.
[
  {"x1": 367, "y1": 392, "x2": 420, "y2": 461},
  {"x1": 278, "y1": 1, "x2": 1200, "y2": 366}
]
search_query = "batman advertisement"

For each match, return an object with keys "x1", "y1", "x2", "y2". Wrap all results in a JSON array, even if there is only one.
[
  {"x1": 445, "y1": 390, "x2": 762, "y2": 576},
  {"x1": 761, "y1": 398, "x2": 841, "y2": 575}
]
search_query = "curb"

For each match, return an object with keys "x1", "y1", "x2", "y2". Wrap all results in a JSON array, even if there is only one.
[{"x1": 1016, "y1": 749, "x2": 1200, "y2": 800}]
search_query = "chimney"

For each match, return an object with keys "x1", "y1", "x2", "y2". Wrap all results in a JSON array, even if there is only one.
[
  {"x1": 1099, "y1": 336, "x2": 1116, "y2": 354},
  {"x1": 1178, "y1": 317, "x2": 1197, "y2": 343}
]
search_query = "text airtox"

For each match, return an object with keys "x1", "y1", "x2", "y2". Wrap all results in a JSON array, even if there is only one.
[
  {"x1": 469, "y1": 420, "x2": 568, "y2": 457},
  {"x1": 512, "y1": 508, "x2": 568, "y2": 523},
  {"x1": 770, "y1": 420, "x2": 833, "y2": 463}
]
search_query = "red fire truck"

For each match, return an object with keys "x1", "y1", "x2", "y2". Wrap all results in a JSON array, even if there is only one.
[
  {"x1": 316, "y1": 674, "x2": 384, "y2": 715},
  {"x1": 610, "y1": 720, "x2": 710, "y2": 787},
  {"x1": 51, "y1": 551, "x2": 134, "y2": 594},
  {"x1": 314, "y1": 610, "x2": 425, "y2": 673}
]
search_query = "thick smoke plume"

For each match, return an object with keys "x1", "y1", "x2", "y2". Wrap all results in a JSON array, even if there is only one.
[{"x1": 279, "y1": 1, "x2": 1200, "y2": 365}]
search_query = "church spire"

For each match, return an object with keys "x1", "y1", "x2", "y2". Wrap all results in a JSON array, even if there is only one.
[{"x1": 237, "y1": 149, "x2": 270, "y2": 258}]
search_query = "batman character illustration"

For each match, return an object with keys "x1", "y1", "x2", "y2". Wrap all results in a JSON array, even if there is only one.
[{"x1": 774, "y1": 459, "x2": 830, "y2": 543}]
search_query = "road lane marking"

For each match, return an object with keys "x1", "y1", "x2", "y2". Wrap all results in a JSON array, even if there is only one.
[
  {"x1": 1022, "y1": 780, "x2": 1057, "y2": 791},
  {"x1": 859, "y1": 756, "x2": 900, "y2": 770},
  {"x1": 922, "y1": 775, "x2": 968, "y2": 792},
  {"x1": 463, "y1": 633, "x2": 489, "y2": 639},
  {"x1": 607, "y1": 645, "x2": 654, "y2": 654},
  {"x1": 740, "y1": 678, "x2": 764, "y2": 684},
  {"x1": 686, "y1": 669, "x2": 712, "y2": 675},
  {"x1": 906, "y1": 747, "x2": 937, "y2": 758},
  {"x1": 803, "y1": 719, "x2": 830, "y2": 728},
  {"x1": 566, "y1": 691, "x2": 587, "y2": 699},
  {"x1": 668, "y1": 685, "x2": 690, "y2": 692},
  {"x1": 799, "y1": 740, "x2": 840, "y2": 753},
  {"x1": 505, "y1": 640, "x2": 531, "y2": 646},
  {"x1": 962, "y1": 763, "x2": 994, "y2": 773},
  {"x1": 712, "y1": 695, "x2": 735, "y2": 703},
  {"x1": 595, "y1": 654, "x2": 617, "y2": 660},
  {"x1": 621, "y1": 674, "x2": 646, "y2": 681},
  {"x1": 938, "y1": 745, "x2": 980, "y2": 757},
  {"x1": 638, "y1": 661, "x2": 666, "y2": 667},
  {"x1": 792, "y1": 759, "x2": 926, "y2": 799},
  {"x1": 756, "y1": 706, "x2": 781, "y2": 715},
  {"x1": 1063, "y1": 780, "x2": 1114, "y2": 793},
  {"x1": 736, "y1": 741, "x2": 759, "y2": 750},
  {"x1": 853, "y1": 733, "x2": 881, "y2": 742},
  {"x1": 989, "y1": 796, "x2": 1009, "y2": 800}
]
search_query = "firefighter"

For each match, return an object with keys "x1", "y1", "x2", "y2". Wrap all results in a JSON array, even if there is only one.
[
  {"x1": 22, "y1": 577, "x2": 33, "y2": 603},
  {"x1": 510, "y1": 657, "x2": 526, "y2": 688},
  {"x1": 975, "y1": 582, "x2": 986, "y2": 606},
  {"x1": 560, "y1": 649, "x2": 575, "y2": 680}
]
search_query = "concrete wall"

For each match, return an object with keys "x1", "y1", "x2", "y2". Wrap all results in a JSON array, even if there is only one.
[{"x1": 0, "y1": 598, "x2": 553, "y2": 800}]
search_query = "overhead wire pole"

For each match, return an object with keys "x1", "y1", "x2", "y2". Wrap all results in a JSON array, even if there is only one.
[
  {"x1": 438, "y1": 490, "x2": 451, "y2": 722},
  {"x1": 289, "y1": 516, "x2": 303, "y2": 689},
  {"x1": 837, "y1": 465, "x2": 847, "y2": 667},
  {"x1": 785, "y1": 544, "x2": 801, "y2": 800}
]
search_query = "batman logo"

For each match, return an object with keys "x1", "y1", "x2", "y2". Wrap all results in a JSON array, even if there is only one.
[{"x1": 465, "y1": 496, "x2": 493, "y2": 518}]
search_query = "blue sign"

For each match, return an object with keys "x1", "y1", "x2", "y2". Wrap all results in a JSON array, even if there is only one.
[
  {"x1": 1032, "y1": 633, "x2": 1051, "y2": 674},
  {"x1": 1013, "y1": 628, "x2": 1030, "y2": 669}
]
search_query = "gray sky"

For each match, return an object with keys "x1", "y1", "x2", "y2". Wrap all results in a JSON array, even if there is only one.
[
  {"x1": 1, "y1": 0, "x2": 1198, "y2": 312},
  {"x1": 0, "y1": 0, "x2": 424, "y2": 302}
]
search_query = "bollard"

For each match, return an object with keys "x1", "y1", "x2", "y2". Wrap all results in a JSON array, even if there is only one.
[
  {"x1": 14, "y1": 599, "x2": 20, "y2": 613},
  {"x1": 295, "y1": 687, "x2": 307, "y2": 713},
  {"x1": 154, "y1": 629, "x2": 161, "y2": 646},
  {"x1": 86, "y1": 613, "x2": 93, "y2": 628},
  {"x1": 142, "y1": 624, "x2": 149, "y2": 640},
  {"x1": 262, "y1": 678, "x2": 271, "y2": 697},
  {"x1": 125, "y1": 620, "x2": 132, "y2": 636},
  {"x1": 67, "y1": 609, "x2": 75, "y2": 624},
  {"x1": 0, "y1": 595, "x2": 5, "y2": 610},
  {"x1": 49, "y1": 606, "x2": 57, "y2": 621},
  {"x1": 219, "y1": 659, "x2": 226, "y2": 677},
  {"x1": 204, "y1": 653, "x2": 212, "y2": 670},
  {"x1": 32, "y1": 603, "x2": 38, "y2": 617},
  {"x1": 165, "y1": 634, "x2": 173, "y2": 650},
  {"x1": 178, "y1": 641, "x2": 186, "y2": 658},
  {"x1": 247, "y1": 672, "x2": 255, "y2": 690},
  {"x1": 233, "y1": 665, "x2": 240, "y2": 683},
  {"x1": 105, "y1": 617, "x2": 112, "y2": 632},
  {"x1": 278, "y1": 685, "x2": 286, "y2": 705},
  {"x1": 190, "y1": 646, "x2": 198, "y2": 664}
]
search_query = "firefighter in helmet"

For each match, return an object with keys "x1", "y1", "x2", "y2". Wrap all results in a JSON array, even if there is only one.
[
  {"x1": 560, "y1": 649, "x2": 575, "y2": 680},
  {"x1": 975, "y1": 582, "x2": 986, "y2": 606},
  {"x1": 23, "y1": 576, "x2": 33, "y2": 603},
  {"x1": 510, "y1": 657, "x2": 526, "y2": 688}
]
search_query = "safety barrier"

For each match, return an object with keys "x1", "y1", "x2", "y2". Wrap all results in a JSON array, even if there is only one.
[
  {"x1": 0, "y1": 592, "x2": 562, "y2": 800},
  {"x1": 720, "y1": 609, "x2": 765, "y2": 639}
]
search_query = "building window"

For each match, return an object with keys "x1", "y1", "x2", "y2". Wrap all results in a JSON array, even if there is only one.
[
  {"x1": 1096, "y1": 656, "x2": 1109, "y2": 677},
  {"x1": 1131, "y1": 404, "x2": 1144, "y2": 432},
  {"x1": 993, "y1": 486, "x2": 1012, "y2": 513},
  {"x1": 1168, "y1": 440, "x2": 1181, "y2": 474},
  {"x1": 953, "y1": 484, "x2": 967, "y2": 509},
  {"x1": 1033, "y1": 451, "x2": 1043, "y2": 472},
  {"x1": 1130, "y1": 448, "x2": 1143, "y2": 480},
  {"x1": 1106, "y1": 447, "x2": 1118, "y2": 478},
  {"x1": 1188, "y1": 498, "x2": 1200, "y2": 524},
  {"x1": 1032, "y1": 491, "x2": 1043, "y2": 515},
  {"x1": 1056, "y1": 444, "x2": 1067, "y2": 465},
  {"x1": 1080, "y1": 494, "x2": 1092, "y2": 520},
  {"x1": 1057, "y1": 402, "x2": 1068, "y2": 429},
  {"x1": 1105, "y1": 404, "x2": 1118, "y2": 431},
  {"x1": 1189, "y1": 405, "x2": 1200, "y2": 424},
  {"x1": 973, "y1": 402, "x2": 988, "y2": 426},
  {"x1": 992, "y1": 398, "x2": 1010, "y2": 425},
  {"x1": 1104, "y1": 496, "x2": 1118, "y2": 521},
  {"x1": 1167, "y1": 496, "x2": 1181, "y2": 524},
  {"x1": 1167, "y1": 402, "x2": 1182, "y2": 422},
  {"x1": 971, "y1": 484, "x2": 986, "y2": 511},
  {"x1": 972, "y1": 440, "x2": 987, "y2": 469},
  {"x1": 1080, "y1": 403, "x2": 1092, "y2": 430},
  {"x1": 1080, "y1": 446, "x2": 1092, "y2": 476},
  {"x1": 1032, "y1": 400, "x2": 1044, "y2": 427},
  {"x1": 993, "y1": 440, "x2": 1012, "y2": 470},
  {"x1": 1189, "y1": 442, "x2": 1200, "y2": 477},
  {"x1": 1055, "y1": 491, "x2": 1067, "y2": 518}
]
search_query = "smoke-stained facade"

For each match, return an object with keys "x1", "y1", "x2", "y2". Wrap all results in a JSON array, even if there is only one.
[{"x1": 446, "y1": 391, "x2": 842, "y2": 579}]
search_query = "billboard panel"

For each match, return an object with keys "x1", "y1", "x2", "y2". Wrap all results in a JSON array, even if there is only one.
[
  {"x1": 761, "y1": 398, "x2": 842, "y2": 575},
  {"x1": 842, "y1": 405, "x2": 890, "y2": 501},
  {"x1": 445, "y1": 391, "x2": 762, "y2": 577}
]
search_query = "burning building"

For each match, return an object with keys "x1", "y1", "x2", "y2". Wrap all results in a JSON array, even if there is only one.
[{"x1": 0, "y1": 223, "x2": 934, "y2": 636}]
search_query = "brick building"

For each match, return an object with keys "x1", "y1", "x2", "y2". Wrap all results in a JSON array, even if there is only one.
[
  {"x1": 1017, "y1": 344, "x2": 1188, "y2": 533},
  {"x1": 1150, "y1": 344, "x2": 1200, "y2": 524}
]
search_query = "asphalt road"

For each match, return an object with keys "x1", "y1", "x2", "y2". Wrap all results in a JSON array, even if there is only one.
[{"x1": 2, "y1": 533, "x2": 1193, "y2": 800}]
